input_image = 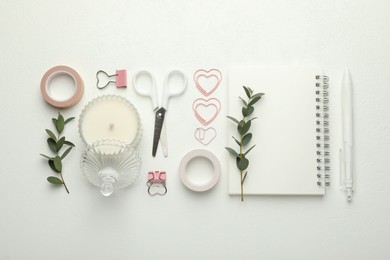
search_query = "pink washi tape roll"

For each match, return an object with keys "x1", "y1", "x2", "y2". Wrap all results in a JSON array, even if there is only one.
[
  {"x1": 40, "y1": 65, "x2": 84, "y2": 108},
  {"x1": 179, "y1": 149, "x2": 221, "y2": 192}
]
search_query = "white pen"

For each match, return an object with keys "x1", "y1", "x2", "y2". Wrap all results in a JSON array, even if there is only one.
[{"x1": 340, "y1": 68, "x2": 354, "y2": 201}]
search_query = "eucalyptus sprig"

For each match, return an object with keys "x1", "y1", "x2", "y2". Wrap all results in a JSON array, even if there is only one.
[
  {"x1": 40, "y1": 113, "x2": 76, "y2": 194},
  {"x1": 225, "y1": 86, "x2": 264, "y2": 201}
]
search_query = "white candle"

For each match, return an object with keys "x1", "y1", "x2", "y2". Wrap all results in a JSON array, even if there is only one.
[{"x1": 79, "y1": 95, "x2": 142, "y2": 147}]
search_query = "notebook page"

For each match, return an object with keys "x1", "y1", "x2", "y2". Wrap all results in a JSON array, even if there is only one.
[{"x1": 227, "y1": 66, "x2": 325, "y2": 195}]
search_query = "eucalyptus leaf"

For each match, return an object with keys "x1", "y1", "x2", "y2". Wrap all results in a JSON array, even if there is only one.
[
  {"x1": 225, "y1": 147, "x2": 239, "y2": 157},
  {"x1": 242, "y1": 107, "x2": 248, "y2": 117},
  {"x1": 47, "y1": 138, "x2": 57, "y2": 153},
  {"x1": 232, "y1": 136, "x2": 241, "y2": 147},
  {"x1": 242, "y1": 133, "x2": 252, "y2": 146},
  {"x1": 48, "y1": 159, "x2": 60, "y2": 173},
  {"x1": 248, "y1": 93, "x2": 264, "y2": 107},
  {"x1": 246, "y1": 106, "x2": 254, "y2": 116},
  {"x1": 239, "y1": 97, "x2": 247, "y2": 106},
  {"x1": 226, "y1": 116, "x2": 239, "y2": 124},
  {"x1": 56, "y1": 137, "x2": 65, "y2": 152},
  {"x1": 64, "y1": 117, "x2": 75, "y2": 125},
  {"x1": 57, "y1": 114, "x2": 65, "y2": 133},
  {"x1": 243, "y1": 86, "x2": 251, "y2": 98},
  {"x1": 244, "y1": 144, "x2": 256, "y2": 155},
  {"x1": 45, "y1": 129, "x2": 57, "y2": 142},
  {"x1": 61, "y1": 147, "x2": 73, "y2": 159},
  {"x1": 237, "y1": 120, "x2": 245, "y2": 133},
  {"x1": 64, "y1": 140, "x2": 75, "y2": 147},
  {"x1": 240, "y1": 120, "x2": 251, "y2": 135},
  {"x1": 236, "y1": 156, "x2": 249, "y2": 171},
  {"x1": 52, "y1": 118, "x2": 58, "y2": 129},
  {"x1": 47, "y1": 176, "x2": 63, "y2": 185},
  {"x1": 247, "y1": 117, "x2": 258, "y2": 123},
  {"x1": 53, "y1": 156, "x2": 62, "y2": 172}
]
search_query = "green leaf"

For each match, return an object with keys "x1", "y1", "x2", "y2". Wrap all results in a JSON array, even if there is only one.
[
  {"x1": 47, "y1": 176, "x2": 63, "y2": 185},
  {"x1": 240, "y1": 120, "x2": 251, "y2": 135},
  {"x1": 244, "y1": 144, "x2": 256, "y2": 155},
  {"x1": 226, "y1": 116, "x2": 239, "y2": 124},
  {"x1": 61, "y1": 147, "x2": 73, "y2": 160},
  {"x1": 237, "y1": 120, "x2": 245, "y2": 133},
  {"x1": 232, "y1": 136, "x2": 241, "y2": 146},
  {"x1": 40, "y1": 154, "x2": 53, "y2": 160},
  {"x1": 53, "y1": 156, "x2": 62, "y2": 172},
  {"x1": 52, "y1": 118, "x2": 58, "y2": 129},
  {"x1": 56, "y1": 137, "x2": 65, "y2": 152},
  {"x1": 242, "y1": 133, "x2": 252, "y2": 146},
  {"x1": 56, "y1": 114, "x2": 65, "y2": 134},
  {"x1": 236, "y1": 156, "x2": 249, "y2": 171},
  {"x1": 47, "y1": 138, "x2": 57, "y2": 153},
  {"x1": 225, "y1": 147, "x2": 239, "y2": 157},
  {"x1": 246, "y1": 106, "x2": 254, "y2": 117},
  {"x1": 48, "y1": 159, "x2": 60, "y2": 173},
  {"x1": 45, "y1": 129, "x2": 57, "y2": 142},
  {"x1": 64, "y1": 117, "x2": 75, "y2": 125},
  {"x1": 239, "y1": 97, "x2": 247, "y2": 106},
  {"x1": 248, "y1": 93, "x2": 264, "y2": 107},
  {"x1": 64, "y1": 140, "x2": 75, "y2": 147},
  {"x1": 242, "y1": 107, "x2": 248, "y2": 117},
  {"x1": 243, "y1": 86, "x2": 251, "y2": 98},
  {"x1": 242, "y1": 171, "x2": 248, "y2": 184},
  {"x1": 242, "y1": 106, "x2": 255, "y2": 117}
]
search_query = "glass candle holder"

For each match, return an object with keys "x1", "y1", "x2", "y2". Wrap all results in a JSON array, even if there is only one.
[
  {"x1": 80, "y1": 139, "x2": 141, "y2": 196},
  {"x1": 78, "y1": 95, "x2": 142, "y2": 147}
]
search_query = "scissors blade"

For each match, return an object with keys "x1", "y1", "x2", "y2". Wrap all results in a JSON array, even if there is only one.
[
  {"x1": 152, "y1": 107, "x2": 166, "y2": 157},
  {"x1": 160, "y1": 120, "x2": 168, "y2": 157}
]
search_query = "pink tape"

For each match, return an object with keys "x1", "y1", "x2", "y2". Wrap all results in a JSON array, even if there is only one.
[
  {"x1": 192, "y1": 98, "x2": 221, "y2": 125},
  {"x1": 179, "y1": 149, "x2": 221, "y2": 192},
  {"x1": 193, "y1": 69, "x2": 222, "y2": 96},
  {"x1": 40, "y1": 65, "x2": 84, "y2": 108}
]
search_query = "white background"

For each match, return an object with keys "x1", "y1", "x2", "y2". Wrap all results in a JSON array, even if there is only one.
[{"x1": 1, "y1": 0, "x2": 390, "y2": 259}]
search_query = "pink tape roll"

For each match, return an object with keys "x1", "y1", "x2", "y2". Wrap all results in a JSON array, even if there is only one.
[
  {"x1": 40, "y1": 65, "x2": 84, "y2": 108},
  {"x1": 179, "y1": 149, "x2": 221, "y2": 192}
]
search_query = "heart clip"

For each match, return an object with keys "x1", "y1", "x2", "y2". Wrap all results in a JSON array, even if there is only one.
[{"x1": 193, "y1": 69, "x2": 222, "y2": 96}]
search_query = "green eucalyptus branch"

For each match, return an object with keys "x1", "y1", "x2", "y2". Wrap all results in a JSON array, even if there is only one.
[
  {"x1": 40, "y1": 113, "x2": 76, "y2": 194},
  {"x1": 225, "y1": 86, "x2": 264, "y2": 201}
]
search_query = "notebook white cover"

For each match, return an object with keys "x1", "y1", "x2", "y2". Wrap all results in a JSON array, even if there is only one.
[{"x1": 227, "y1": 66, "x2": 326, "y2": 195}]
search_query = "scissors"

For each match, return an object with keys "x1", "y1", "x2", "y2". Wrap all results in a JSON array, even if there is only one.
[{"x1": 132, "y1": 70, "x2": 187, "y2": 157}]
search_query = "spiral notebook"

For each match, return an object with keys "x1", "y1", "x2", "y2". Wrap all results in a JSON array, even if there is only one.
[{"x1": 227, "y1": 66, "x2": 330, "y2": 195}]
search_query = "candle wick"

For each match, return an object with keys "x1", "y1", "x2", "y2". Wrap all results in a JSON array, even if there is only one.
[{"x1": 109, "y1": 123, "x2": 114, "y2": 130}]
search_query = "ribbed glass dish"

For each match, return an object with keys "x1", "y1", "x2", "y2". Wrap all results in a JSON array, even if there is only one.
[{"x1": 80, "y1": 139, "x2": 141, "y2": 196}]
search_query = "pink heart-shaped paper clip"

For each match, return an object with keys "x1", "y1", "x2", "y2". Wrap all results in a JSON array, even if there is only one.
[
  {"x1": 193, "y1": 69, "x2": 222, "y2": 96},
  {"x1": 192, "y1": 98, "x2": 221, "y2": 125},
  {"x1": 194, "y1": 127, "x2": 217, "y2": 145}
]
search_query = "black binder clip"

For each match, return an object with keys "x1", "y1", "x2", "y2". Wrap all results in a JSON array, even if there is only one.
[{"x1": 147, "y1": 171, "x2": 167, "y2": 196}]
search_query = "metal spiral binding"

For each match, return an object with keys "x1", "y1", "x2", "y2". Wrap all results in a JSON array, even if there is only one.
[{"x1": 315, "y1": 75, "x2": 330, "y2": 188}]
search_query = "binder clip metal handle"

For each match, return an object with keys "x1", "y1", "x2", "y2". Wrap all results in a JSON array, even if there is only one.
[{"x1": 96, "y1": 69, "x2": 127, "y2": 89}]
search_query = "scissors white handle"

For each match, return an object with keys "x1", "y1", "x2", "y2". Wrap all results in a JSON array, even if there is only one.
[
  {"x1": 161, "y1": 70, "x2": 188, "y2": 109},
  {"x1": 132, "y1": 70, "x2": 159, "y2": 111}
]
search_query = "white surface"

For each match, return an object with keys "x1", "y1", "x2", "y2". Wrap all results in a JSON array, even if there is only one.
[
  {"x1": 1, "y1": 0, "x2": 390, "y2": 259},
  {"x1": 228, "y1": 66, "x2": 325, "y2": 195}
]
